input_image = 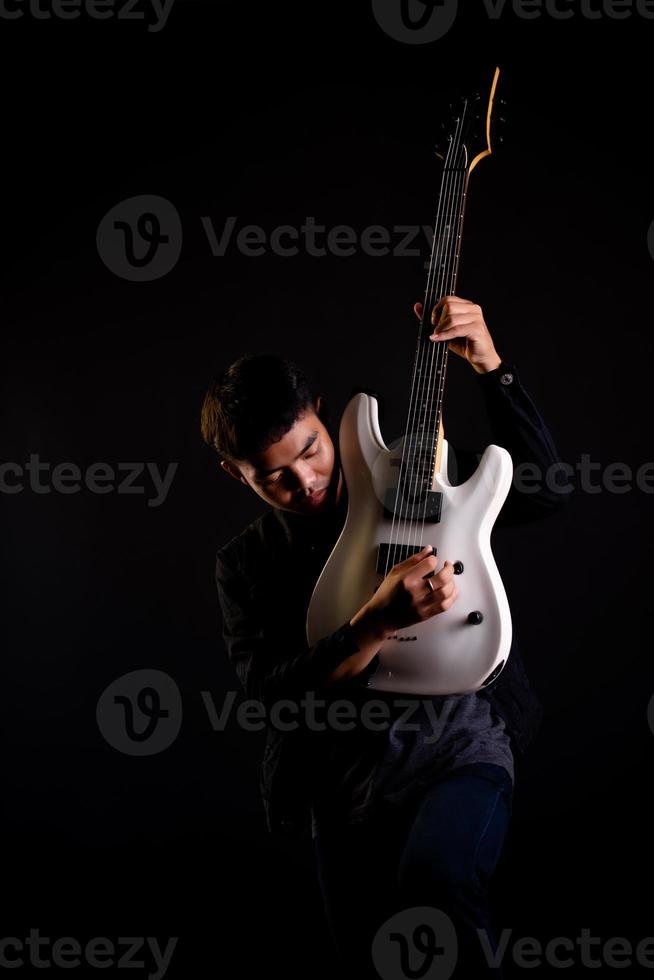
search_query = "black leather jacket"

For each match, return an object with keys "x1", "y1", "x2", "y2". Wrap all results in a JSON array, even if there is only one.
[{"x1": 215, "y1": 361, "x2": 567, "y2": 838}]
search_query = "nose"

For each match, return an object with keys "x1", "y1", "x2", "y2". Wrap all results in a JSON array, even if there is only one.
[
  {"x1": 298, "y1": 480, "x2": 318, "y2": 497},
  {"x1": 291, "y1": 461, "x2": 320, "y2": 496}
]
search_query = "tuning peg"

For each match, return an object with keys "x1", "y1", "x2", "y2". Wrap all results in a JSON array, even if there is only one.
[{"x1": 498, "y1": 116, "x2": 507, "y2": 124}]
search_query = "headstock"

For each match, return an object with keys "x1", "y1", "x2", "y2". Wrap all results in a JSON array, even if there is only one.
[{"x1": 434, "y1": 66, "x2": 506, "y2": 175}]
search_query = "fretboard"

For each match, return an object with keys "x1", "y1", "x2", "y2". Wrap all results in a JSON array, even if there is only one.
[{"x1": 400, "y1": 164, "x2": 469, "y2": 495}]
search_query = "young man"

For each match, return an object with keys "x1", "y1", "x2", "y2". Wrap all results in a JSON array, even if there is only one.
[{"x1": 201, "y1": 296, "x2": 566, "y2": 979}]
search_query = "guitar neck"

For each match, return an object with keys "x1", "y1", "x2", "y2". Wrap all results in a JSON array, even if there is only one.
[
  {"x1": 397, "y1": 66, "x2": 501, "y2": 497},
  {"x1": 405, "y1": 165, "x2": 470, "y2": 488}
]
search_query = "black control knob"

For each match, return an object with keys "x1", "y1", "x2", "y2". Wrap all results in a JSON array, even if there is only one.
[
  {"x1": 467, "y1": 610, "x2": 483, "y2": 625},
  {"x1": 453, "y1": 561, "x2": 464, "y2": 575}
]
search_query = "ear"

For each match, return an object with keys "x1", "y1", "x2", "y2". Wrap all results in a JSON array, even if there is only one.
[
  {"x1": 220, "y1": 459, "x2": 248, "y2": 485},
  {"x1": 315, "y1": 394, "x2": 322, "y2": 414}
]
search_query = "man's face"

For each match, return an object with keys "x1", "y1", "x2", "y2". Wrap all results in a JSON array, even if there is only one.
[{"x1": 220, "y1": 396, "x2": 341, "y2": 516}]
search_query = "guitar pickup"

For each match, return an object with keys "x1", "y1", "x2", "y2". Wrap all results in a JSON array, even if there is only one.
[
  {"x1": 376, "y1": 543, "x2": 437, "y2": 575},
  {"x1": 382, "y1": 487, "x2": 442, "y2": 523}
]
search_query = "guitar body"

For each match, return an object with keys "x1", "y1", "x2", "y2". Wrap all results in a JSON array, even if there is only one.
[{"x1": 306, "y1": 391, "x2": 513, "y2": 694}]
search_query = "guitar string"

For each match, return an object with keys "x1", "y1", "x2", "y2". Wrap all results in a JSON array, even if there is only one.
[
  {"x1": 384, "y1": 106, "x2": 467, "y2": 577},
  {"x1": 381, "y1": 120, "x2": 460, "y2": 576},
  {"x1": 414, "y1": 155, "x2": 466, "y2": 552},
  {"x1": 416, "y1": 127, "x2": 469, "y2": 551},
  {"x1": 406, "y1": 163, "x2": 462, "y2": 556},
  {"x1": 416, "y1": 123, "x2": 465, "y2": 548},
  {"x1": 385, "y1": 113, "x2": 463, "y2": 574}
]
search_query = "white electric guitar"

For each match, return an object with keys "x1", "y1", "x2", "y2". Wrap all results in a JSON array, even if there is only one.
[{"x1": 306, "y1": 68, "x2": 513, "y2": 695}]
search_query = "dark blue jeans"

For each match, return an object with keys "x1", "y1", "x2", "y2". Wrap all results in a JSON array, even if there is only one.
[{"x1": 312, "y1": 762, "x2": 513, "y2": 979}]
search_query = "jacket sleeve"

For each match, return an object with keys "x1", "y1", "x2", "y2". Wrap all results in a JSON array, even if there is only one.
[
  {"x1": 449, "y1": 360, "x2": 569, "y2": 526},
  {"x1": 215, "y1": 547, "x2": 380, "y2": 708}
]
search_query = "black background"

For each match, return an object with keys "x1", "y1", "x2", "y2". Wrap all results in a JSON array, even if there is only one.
[{"x1": 2, "y1": 0, "x2": 653, "y2": 976}]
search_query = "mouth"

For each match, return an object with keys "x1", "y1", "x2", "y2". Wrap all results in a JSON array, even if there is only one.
[{"x1": 299, "y1": 487, "x2": 328, "y2": 508}]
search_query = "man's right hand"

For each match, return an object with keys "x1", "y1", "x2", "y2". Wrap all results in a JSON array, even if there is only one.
[
  {"x1": 354, "y1": 545, "x2": 459, "y2": 636},
  {"x1": 330, "y1": 547, "x2": 459, "y2": 686}
]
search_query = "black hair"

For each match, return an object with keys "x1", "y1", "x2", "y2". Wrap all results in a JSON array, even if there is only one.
[{"x1": 200, "y1": 352, "x2": 324, "y2": 464}]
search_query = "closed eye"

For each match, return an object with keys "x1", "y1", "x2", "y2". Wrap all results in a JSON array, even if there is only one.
[{"x1": 263, "y1": 447, "x2": 319, "y2": 486}]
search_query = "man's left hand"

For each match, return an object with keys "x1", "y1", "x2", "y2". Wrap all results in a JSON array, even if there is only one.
[{"x1": 413, "y1": 296, "x2": 502, "y2": 375}]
